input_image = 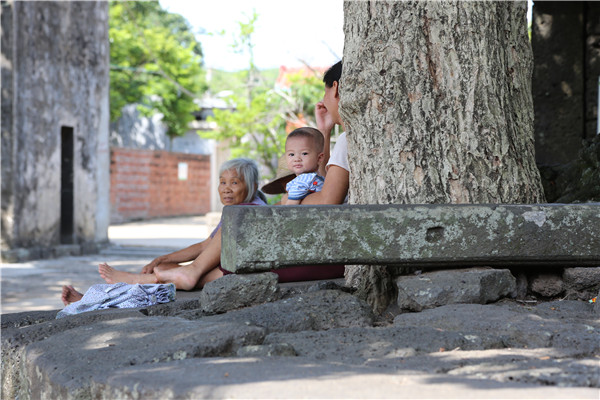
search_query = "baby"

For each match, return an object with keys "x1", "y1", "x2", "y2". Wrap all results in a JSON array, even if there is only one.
[{"x1": 283, "y1": 127, "x2": 325, "y2": 205}]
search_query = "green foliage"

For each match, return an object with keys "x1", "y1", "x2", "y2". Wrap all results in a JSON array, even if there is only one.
[
  {"x1": 283, "y1": 71, "x2": 324, "y2": 123},
  {"x1": 109, "y1": 1, "x2": 207, "y2": 138},
  {"x1": 231, "y1": 11, "x2": 258, "y2": 70},
  {"x1": 203, "y1": 71, "x2": 324, "y2": 177},
  {"x1": 203, "y1": 90, "x2": 284, "y2": 175},
  {"x1": 207, "y1": 70, "x2": 248, "y2": 96},
  {"x1": 200, "y1": 12, "x2": 324, "y2": 177},
  {"x1": 207, "y1": 68, "x2": 279, "y2": 97}
]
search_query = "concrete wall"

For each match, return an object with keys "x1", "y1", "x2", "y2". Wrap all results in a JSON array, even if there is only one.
[
  {"x1": 110, "y1": 148, "x2": 211, "y2": 223},
  {"x1": 532, "y1": 1, "x2": 600, "y2": 165},
  {"x1": 1, "y1": 2, "x2": 110, "y2": 255}
]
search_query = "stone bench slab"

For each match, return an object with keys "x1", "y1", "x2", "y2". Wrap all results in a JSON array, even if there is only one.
[{"x1": 221, "y1": 203, "x2": 600, "y2": 272}]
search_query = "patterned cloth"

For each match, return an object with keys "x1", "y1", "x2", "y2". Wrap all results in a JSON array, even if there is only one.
[
  {"x1": 286, "y1": 173, "x2": 325, "y2": 200},
  {"x1": 56, "y1": 282, "x2": 176, "y2": 319}
]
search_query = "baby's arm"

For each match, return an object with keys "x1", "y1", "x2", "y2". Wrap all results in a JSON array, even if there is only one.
[
  {"x1": 300, "y1": 166, "x2": 348, "y2": 205},
  {"x1": 285, "y1": 173, "x2": 324, "y2": 204}
]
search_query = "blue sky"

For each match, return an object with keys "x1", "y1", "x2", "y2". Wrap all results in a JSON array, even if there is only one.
[{"x1": 159, "y1": 0, "x2": 345, "y2": 71}]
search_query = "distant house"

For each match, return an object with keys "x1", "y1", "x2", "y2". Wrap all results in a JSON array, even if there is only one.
[
  {"x1": 174, "y1": 94, "x2": 231, "y2": 155},
  {"x1": 109, "y1": 92, "x2": 232, "y2": 155},
  {"x1": 275, "y1": 65, "x2": 328, "y2": 90}
]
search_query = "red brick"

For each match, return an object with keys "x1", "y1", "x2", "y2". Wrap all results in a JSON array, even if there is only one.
[{"x1": 110, "y1": 148, "x2": 211, "y2": 223}]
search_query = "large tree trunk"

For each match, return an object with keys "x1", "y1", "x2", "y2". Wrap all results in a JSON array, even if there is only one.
[{"x1": 340, "y1": 1, "x2": 546, "y2": 313}]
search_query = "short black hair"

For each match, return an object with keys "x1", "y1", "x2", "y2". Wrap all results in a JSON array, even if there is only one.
[
  {"x1": 287, "y1": 127, "x2": 325, "y2": 153},
  {"x1": 323, "y1": 60, "x2": 342, "y2": 88}
]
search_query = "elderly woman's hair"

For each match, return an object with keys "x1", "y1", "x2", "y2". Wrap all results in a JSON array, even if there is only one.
[{"x1": 219, "y1": 158, "x2": 260, "y2": 203}]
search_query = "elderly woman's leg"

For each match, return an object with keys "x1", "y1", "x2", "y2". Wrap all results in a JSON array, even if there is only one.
[
  {"x1": 99, "y1": 263, "x2": 159, "y2": 285},
  {"x1": 99, "y1": 261, "x2": 184, "y2": 285},
  {"x1": 197, "y1": 266, "x2": 224, "y2": 287},
  {"x1": 154, "y1": 228, "x2": 223, "y2": 290},
  {"x1": 98, "y1": 229, "x2": 223, "y2": 290}
]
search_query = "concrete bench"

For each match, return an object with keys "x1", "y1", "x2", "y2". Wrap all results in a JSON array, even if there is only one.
[{"x1": 220, "y1": 203, "x2": 600, "y2": 273}]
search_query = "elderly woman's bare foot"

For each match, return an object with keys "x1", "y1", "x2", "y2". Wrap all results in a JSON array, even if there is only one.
[
  {"x1": 98, "y1": 263, "x2": 157, "y2": 285},
  {"x1": 61, "y1": 285, "x2": 83, "y2": 305},
  {"x1": 155, "y1": 265, "x2": 201, "y2": 291}
]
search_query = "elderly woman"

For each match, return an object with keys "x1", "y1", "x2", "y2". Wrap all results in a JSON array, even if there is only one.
[
  {"x1": 100, "y1": 157, "x2": 266, "y2": 290},
  {"x1": 61, "y1": 158, "x2": 265, "y2": 304}
]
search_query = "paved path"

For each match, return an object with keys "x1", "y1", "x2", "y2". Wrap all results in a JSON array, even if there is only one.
[
  {"x1": 1, "y1": 214, "x2": 218, "y2": 314},
  {"x1": 107, "y1": 215, "x2": 214, "y2": 248}
]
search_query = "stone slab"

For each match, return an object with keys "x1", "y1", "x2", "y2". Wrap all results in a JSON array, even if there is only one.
[
  {"x1": 199, "y1": 272, "x2": 280, "y2": 314},
  {"x1": 221, "y1": 203, "x2": 600, "y2": 272},
  {"x1": 395, "y1": 268, "x2": 516, "y2": 311}
]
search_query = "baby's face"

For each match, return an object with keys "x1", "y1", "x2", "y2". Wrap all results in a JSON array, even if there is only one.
[{"x1": 285, "y1": 136, "x2": 322, "y2": 175}]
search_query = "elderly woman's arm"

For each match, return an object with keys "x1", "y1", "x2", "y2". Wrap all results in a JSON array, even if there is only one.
[{"x1": 141, "y1": 239, "x2": 211, "y2": 274}]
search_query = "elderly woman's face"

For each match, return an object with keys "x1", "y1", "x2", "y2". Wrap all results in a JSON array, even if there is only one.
[{"x1": 218, "y1": 169, "x2": 248, "y2": 206}]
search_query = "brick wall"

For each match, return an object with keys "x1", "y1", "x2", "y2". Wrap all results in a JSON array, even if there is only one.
[{"x1": 110, "y1": 148, "x2": 211, "y2": 223}]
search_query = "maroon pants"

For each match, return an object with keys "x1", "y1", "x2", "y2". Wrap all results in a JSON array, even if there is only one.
[{"x1": 220, "y1": 264, "x2": 345, "y2": 283}]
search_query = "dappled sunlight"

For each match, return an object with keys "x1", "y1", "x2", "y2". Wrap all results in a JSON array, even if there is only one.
[
  {"x1": 560, "y1": 80, "x2": 573, "y2": 97},
  {"x1": 78, "y1": 355, "x2": 597, "y2": 398},
  {"x1": 203, "y1": 357, "x2": 263, "y2": 365},
  {"x1": 97, "y1": 260, "x2": 147, "y2": 270},
  {"x1": 552, "y1": 54, "x2": 566, "y2": 68},
  {"x1": 83, "y1": 330, "x2": 152, "y2": 350},
  {"x1": 55, "y1": 279, "x2": 79, "y2": 287},
  {"x1": 109, "y1": 224, "x2": 210, "y2": 240},
  {"x1": 83, "y1": 332, "x2": 122, "y2": 350},
  {"x1": 534, "y1": 13, "x2": 553, "y2": 39},
  {"x1": 362, "y1": 340, "x2": 397, "y2": 358},
  {"x1": 1, "y1": 262, "x2": 37, "y2": 270},
  {"x1": 104, "y1": 318, "x2": 146, "y2": 327},
  {"x1": 4, "y1": 291, "x2": 598, "y2": 396},
  {"x1": 1, "y1": 281, "x2": 65, "y2": 312},
  {"x1": 1, "y1": 254, "x2": 156, "y2": 313},
  {"x1": 1, "y1": 300, "x2": 58, "y2": 313}
]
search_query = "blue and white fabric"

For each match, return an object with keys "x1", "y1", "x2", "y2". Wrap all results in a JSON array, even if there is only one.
[
  {"x1": 56, "y1": 282, "x2": 176, "y2": 318},
  {"x1": 286, "y1": 173, "x2": 325, "y2": 200}
]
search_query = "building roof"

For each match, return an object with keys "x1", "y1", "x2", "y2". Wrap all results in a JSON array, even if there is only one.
[{"x1": 275, "y1": 65, "x2": 328, "y2": 89}]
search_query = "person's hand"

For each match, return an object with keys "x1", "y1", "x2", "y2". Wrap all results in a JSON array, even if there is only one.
[
  {"x1": 141, "y1": 256, "x2": 165, "y2": 274},
  {"x1": 315, "y1": 101, "x2": 334, "y2": 137}
]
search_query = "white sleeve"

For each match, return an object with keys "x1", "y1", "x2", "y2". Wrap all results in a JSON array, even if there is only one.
[{"x1": 326, "y1": 132, "x2": 349, "y2": 172}]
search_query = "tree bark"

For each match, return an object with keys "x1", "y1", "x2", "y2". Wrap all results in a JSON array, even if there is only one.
[{"x1": 340, "y1": 1, "x2": 545, "y2": 313}]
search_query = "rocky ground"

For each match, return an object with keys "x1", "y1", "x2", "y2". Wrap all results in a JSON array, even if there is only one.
[{"x1": 2, "y1": 266, "x2": 599, "y2": 399}]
